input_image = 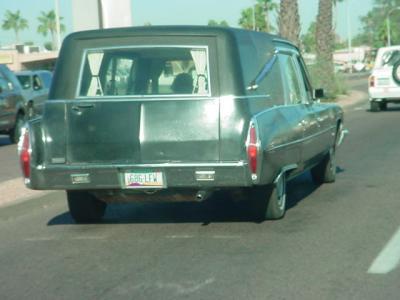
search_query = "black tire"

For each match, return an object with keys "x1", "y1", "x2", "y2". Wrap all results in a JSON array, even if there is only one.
[
  {"x1": 250, "y1": 172, "x2": 287, "y2": 221},
  {"x1": 66, "y1": 191, "x2": 107, "y2": 223},
  {"x1": 311, "y1": 147, "x2": 336, "y2": 184},
  {"x1": 379, "y1": 102, "x2": 387, "y2": 111},
  {"x1": 392, "y1": 60, "x2": 400, "y2": 85},
  {"x1": 9, "y1": 113, "x2": 25, "y2": 144},
  {"x1": 370, "y1": 101, "x2": 380, "y2": 112}
]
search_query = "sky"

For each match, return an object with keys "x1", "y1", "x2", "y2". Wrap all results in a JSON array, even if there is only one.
[{"x1": 0, "y1": 0, "x2": 374, "y2": 47}]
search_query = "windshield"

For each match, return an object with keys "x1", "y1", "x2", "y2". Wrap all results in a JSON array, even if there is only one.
[
  {"x1": 16, "y1": 75, "x2": 31, "y2": 90},
  {"x1": 79, "y1": 46, "x2": 210, "y2": 97}
]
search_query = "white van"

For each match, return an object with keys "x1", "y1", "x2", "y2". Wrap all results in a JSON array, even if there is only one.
[{"x1": 369, "y1": 45, "x2": 400, "y2": 111}]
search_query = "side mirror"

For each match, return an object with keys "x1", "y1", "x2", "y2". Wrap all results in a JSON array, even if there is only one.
[{"x1": 313, "y1": 88, "x2": 324, "y2": 99}]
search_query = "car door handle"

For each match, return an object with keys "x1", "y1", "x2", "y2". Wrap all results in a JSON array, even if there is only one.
[
  {"x1": 74, "y1": 104, "x2": 95, "y2": 109},
  {"x1": 72, "y1": 104, "x2": 95, "y2": 111}
]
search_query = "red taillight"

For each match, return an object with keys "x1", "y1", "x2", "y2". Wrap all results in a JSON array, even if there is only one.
[
  {"x1": 19, "y1": 129, "x2": 30, "y2": 179},
  {"x1": 247, "y1": 125, "x2": 258, "y2": 174},
  {"x1": 369, "y1": 76, "x2": 375, "y2": 88}
]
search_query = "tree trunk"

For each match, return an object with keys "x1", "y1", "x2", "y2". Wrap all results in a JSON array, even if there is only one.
[
  {"x1": 262, "y1": 2, "x2": 270, "y2": 32},
  {"x1": 50, "y1": 30, "x2": 56, "y2": 51},
  {"x1": 315, "y1": 0, "x2": 335, "y2": 96},
  {"x1": 279, "y1": 0, "x2": 300, "y2": 47},
  {"x1": 15, "y1": 30, "x2": 20, "y2": 45}
]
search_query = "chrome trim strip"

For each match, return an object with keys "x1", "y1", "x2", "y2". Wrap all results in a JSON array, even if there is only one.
[
  {"x1": 279, "y1": 164, "x2": 298, "y2": 176},
  {"x1": 228, "y1": 95, "x2": 272, "y2": 100},
  {"x1": 50, "y1": 95, "x2": 272, "y2": 103},
  {"x1": 337, "y1": 129, "x2": 349, "y2": 147},
  {"x1": 266, "y1": 125, "x2": 336, "y2": 152},
  {"x1": 62, "y1": 96, "x2": 217, "y2": 103},
  {"x1": 75, "y1": 45, "x2": 211, "y2": 99},
  {"x1": 41, "y1": 161, "x2": 246, "y2": 170}
]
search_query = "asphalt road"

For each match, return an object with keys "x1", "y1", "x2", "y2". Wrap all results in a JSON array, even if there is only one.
[
  {"x1": 2, "y1": 75, "x2": 400, "y2": 299},
  {"x1": 0, "y1": 136, "x2": 19, "y2": 182}
]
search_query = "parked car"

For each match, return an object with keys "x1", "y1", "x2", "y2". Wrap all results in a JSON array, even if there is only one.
[
  {"x1": 0, "y1": 64, "x2": 26, "y2": 143},
  {"x1": 19, "y1": 26, "x2": 347, "y2": 223},
  {"x1": 15, "y1": 70, "x2": 52, "y2": 118},
  {"x1": 369, "y1": 45, "x2": 400, "y2": 111}
]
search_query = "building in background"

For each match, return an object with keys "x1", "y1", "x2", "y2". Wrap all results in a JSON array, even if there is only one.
[
  {"x1": 0, "y1": 48, "x2": 58, "y2": 71},
  {"x1": 1, "y1": 0, "x2": 133, "y2": 71},
  {"x1": 72, "y1": 0, "x2": 132, "y2": 31}
]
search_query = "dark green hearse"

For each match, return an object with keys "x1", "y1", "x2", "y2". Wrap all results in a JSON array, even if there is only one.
[{"x1": 19, "y1": 26, "x2": 347, "y2": 223}]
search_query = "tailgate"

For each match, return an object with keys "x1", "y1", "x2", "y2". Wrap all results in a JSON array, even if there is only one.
[{"x1": 66, "y1": 98, "x2": 220, "y2": 164}]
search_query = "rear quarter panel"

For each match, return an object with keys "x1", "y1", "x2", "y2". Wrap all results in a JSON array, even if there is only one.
[{"x1": 253, "y1": 106, "x2": 304, "y2": 184}]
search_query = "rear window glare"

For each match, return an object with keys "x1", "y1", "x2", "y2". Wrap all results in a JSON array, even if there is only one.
[
  {"x1": 17, "y1": 75, "x2": 31, "y2": 90},
  {"x1": 78, "y1": 46, "x2": 210, "y2": 98},
  {"x1": 380, "y1": 50, "x2": 400, "y2": 67}
]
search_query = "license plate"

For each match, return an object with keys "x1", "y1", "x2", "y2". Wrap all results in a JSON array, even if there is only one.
[{"x1": 124, "y1": 171, "x2": 164, "y2": 188}]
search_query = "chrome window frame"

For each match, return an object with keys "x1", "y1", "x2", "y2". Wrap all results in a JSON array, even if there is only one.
[
  {"x1": 75, "y1": 45, "x2": 212, "y2": 99},
  {"x1": 276, "y1": 48, "x2": 309, "y2": 106}
]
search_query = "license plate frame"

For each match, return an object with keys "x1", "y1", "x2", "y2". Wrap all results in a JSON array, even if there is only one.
[{"x1": 123, "y1": 170, "x2": 165, "y2": 189}]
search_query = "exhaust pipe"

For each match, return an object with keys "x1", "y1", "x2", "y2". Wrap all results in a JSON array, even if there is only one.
[{"x1": 195, "y1": 190, "x2": 212, "y2": 202}]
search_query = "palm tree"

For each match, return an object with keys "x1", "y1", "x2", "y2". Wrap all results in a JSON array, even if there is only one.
[
  {"x1": 257, "y1": 0, "x2": 279, "y2": 33},
  {"x1": 315, "y1": 0, "x2": 343, "y2": 96},
  {"x1": 239, "y1": 0, "x2": 277, "y2": 32},
  {"x1": 278, "y1": 0, "x2": 300, "y2": 47},
  {"x1": 37, "y1": 10, "x2": 65, "y2": 50},
  {"x1": 2, "y1": 10, "x2": 28, "y2": 44}
]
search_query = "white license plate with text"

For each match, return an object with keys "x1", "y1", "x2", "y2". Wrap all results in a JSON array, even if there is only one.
[{"x1": 124, "y1": 171, "x2": 164, "y2": 188}]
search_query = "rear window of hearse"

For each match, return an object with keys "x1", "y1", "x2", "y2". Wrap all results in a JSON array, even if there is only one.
[{"x1": 78, "y1": 46, "x2": 210, "y2": 97}]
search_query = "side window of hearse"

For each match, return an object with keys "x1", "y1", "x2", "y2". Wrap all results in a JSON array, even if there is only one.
[
  {"x1": 279, "y1": 53, "x2": 307, "y2": 105},
  {"x1": 256, "y1": 59, "x2": 286, "y2": 105},
  {"x1": 295, "y1": 55, "x2": 313, "y2": 103}
]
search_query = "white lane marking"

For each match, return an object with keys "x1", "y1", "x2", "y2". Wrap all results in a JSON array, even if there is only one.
[
  {"x1": 212, "y1": 235, "x2": 241, "y2": 239},
  {"x1": 166, "y1": 235, "x2": 194, "y2": 239},
  {"x1": 368, "y1": 226, "x2": 400, "y2": 274},
  {"x1": 354, "y1": 106, "x2": 366, "y2": 111},
  {"x1": 24, "y1": 237, "x2": 57, "y2": 242},
  {"x1": 155, "y1": 277, "x2": 215, "y2": 295},
  {"x1": 128, "y1": 277, "x2": 216, "y2": 295},
  {"x1": 25, "y1": 236, "x2": 106, "y2": 242},
  {"x1": 72, "y1": 236, "x2": 107, "y2": 240},
  {"x1": 166, "y1": 235, "x2": 241, "y2": 240}
]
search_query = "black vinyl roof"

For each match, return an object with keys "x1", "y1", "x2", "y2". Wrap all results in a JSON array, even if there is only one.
[{"x1": 67, "y1": 25, "x2": 278, "y2": 42}]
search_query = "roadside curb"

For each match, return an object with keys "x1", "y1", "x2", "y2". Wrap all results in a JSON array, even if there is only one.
[{"x1": 0, "y1": 178, "x2": 52, "y2": 208}]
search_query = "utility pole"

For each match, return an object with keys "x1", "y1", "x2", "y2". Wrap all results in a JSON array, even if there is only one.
[
  {"x1": 252, "y1": 4, "x2": 256, "y2": 31},
  {"x1": 386, "y1": 7, "x2": 400, "y2": 46},
  {"x1": 54, "y1": 0, "x2": 61, "y2": 50},
  {"x1": 346, "y1": 0, "x2": 352, "y2": 73}
]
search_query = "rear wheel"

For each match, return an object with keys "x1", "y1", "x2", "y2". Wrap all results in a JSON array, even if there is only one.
[
  {"x1": 379, "y1": 102, "x2": 387, "y2": 111},
  {"x1": 250, "y1": 172, "x2": 287, "y2": 221},
  {"x1": 392, "y1": 60, "x2": 400, "y2": 85},
  {"x1": 370, "y1": 101, "x2": 380, "y2": 112},
  {"x1": 66, "y1": 191, "x2": 107, "y2": 223},
  {"x1": 311, "y1": 147, "x2": 336, "y2": 184},
  {"x1": 9, "y1": 113, "x2": 25, "y2": 144}
]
